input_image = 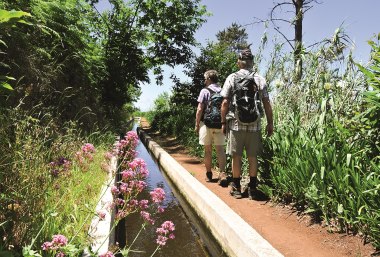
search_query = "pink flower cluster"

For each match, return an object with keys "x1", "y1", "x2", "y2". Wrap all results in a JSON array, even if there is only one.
[
  {"x1": 49, "y1": 157, "x2": 71, "y2": 177},
  {"x1": 156, "y1": 221, "x2": 175, "y2": 246},
  {"x1": 104, "y1": 151, "x2": 114, "y2": 160},
  {"x1": 120, "y1": 158, "x2": 149, "y2": 183},
  {"x1": 111, "y1": 158, "x2": 152, "y2": 219},
  {"x1": 112, "y1": 131, "x2": 139, "y2": 167},
  {"x1": 150, "y1": 188, "x2": 165, "y2": 204},
  {"x1": 41, "y1": 234, "x2": 68, "y2": 252},
  {"x1": 97, "y1": 210, "x2": 106, "y2": 221},
  {"x1": 82, "y1": 143, "x2": 96, "y2": 153},
  {"x1": 75, "y1": 143, "x2": 96, "y2": 168},
  {"x1": 110, "y1": 130, "x2": 175, "y2": 250}
]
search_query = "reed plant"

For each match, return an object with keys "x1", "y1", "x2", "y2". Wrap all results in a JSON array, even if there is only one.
[{"x1": 263, "y1": 35, "x2": 380, "y2": 248}]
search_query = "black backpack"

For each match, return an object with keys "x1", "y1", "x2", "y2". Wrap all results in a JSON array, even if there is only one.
[
  {"x1": 232, "y1": 71, "x2": 262, "y2": 124},
  {"x1": 203, "y1": 88, "x2": 223, "y2": 129}
]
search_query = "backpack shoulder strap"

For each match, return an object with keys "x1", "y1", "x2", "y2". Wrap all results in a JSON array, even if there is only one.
[{"x1": 205, "y1": 87, "x2": 215, "y2": 94}]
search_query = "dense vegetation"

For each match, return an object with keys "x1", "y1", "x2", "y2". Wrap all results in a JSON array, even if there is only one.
[
  {"x1": 0, "y1": 0, "x2": 206, "y2": 255},
  {"x1": 1, "y1": 0, "x2": 379, "y2": 254},
  {"x1": 146, "y1": 25, "x2": 380, "y2": 249}
]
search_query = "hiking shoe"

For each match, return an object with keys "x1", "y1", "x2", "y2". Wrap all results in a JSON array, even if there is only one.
[
  {"x1": 229, "y1": 182, "x2": 242, "y2": 199},
  {"x1": 217, "y1": 172, "x2": 228, "y2": 187},
  {"x1": 205, "y1": 171, "x2": 213, "y2": 182},
  {"x1": 248, "y1": 187, "x2": 259, "y2": 200}
]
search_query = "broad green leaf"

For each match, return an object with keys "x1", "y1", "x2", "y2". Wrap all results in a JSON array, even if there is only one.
[
  {"x1": 0, "y1": 81, "x2": 13, "y2": 90},
  {"x1": 0, "y1": 9, "x2": 31, "y2": 23}
]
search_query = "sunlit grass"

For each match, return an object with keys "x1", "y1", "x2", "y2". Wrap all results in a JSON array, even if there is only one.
[{"x1": 43, "y1": 148, "x2": 110, "y2": 246}]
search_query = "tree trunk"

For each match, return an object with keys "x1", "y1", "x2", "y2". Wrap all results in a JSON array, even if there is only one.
[{"x1": 294, "y1": 0, "x2": 303, "y2": 82}]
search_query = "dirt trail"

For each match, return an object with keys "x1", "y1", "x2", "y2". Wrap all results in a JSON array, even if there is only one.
[{"x1": 139, "y1": 118, "x2": 376, "y2": 257}]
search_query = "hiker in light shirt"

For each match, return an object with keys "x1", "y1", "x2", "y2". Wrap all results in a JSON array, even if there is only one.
[
  {"x1": 195, "y1": 70, "x2": 227, "y2": 185},
  {"x1": 220, "y1": 48, "x2": 274, "y2": 200}
]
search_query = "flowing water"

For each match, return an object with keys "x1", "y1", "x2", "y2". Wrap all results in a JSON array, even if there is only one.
[{"x1": 121, "y1": 124, "x2": 212, "y2": 257}]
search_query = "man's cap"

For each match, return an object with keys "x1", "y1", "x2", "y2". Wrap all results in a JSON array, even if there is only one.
[{"x1": 238, "y1": 48, "x2": 254, "y2": 60}]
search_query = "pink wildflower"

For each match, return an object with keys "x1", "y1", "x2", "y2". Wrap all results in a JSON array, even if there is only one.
[
  {"x1": 104, "y1": 151, "x2": 114, "y2": 160},
  {"x1": 82, "y1": 143, "x2": 95, "y2": 153},
  {"x1": 121, "y1": 170, "x2": 135, "y2": 181},
  {"x1": 157, "y1": 206, "x2": 165, "y2": 213},
  {"x1": 160, "y1": 221, "x2": 175, "y2": 232},
  {"x1": 140, "y1": 211, "x2": 155, "y2": 225},
  {"x1": 52, "y1": 234, "x2": 68, "y2": 247},
  {"x1": 139, "y1": 199, "x2": 149, "y2": 210},
  {"x1": 115, "y1": 198, "x2": 125, "y2": 207},
  {"x1": 97, "y1": 210, "x2": 106, "y2": 221},
  {"x1": 150, "y1": 188, "x2": 165, "y2": 204},
  {"x1": 111, "y1": 186, "x2": 119, "y2": 195},
  {"x1": 156, "y1": 235, "x2": 168, "y2": 246},
  {"x1": 119, "y1": 182, "x2": 128, "y2": 193},
  {"x1": 41, "y1": 241, "x2": 53, "y2": 251},
  {"x1": 135, "y1": 180, "x2": 147, "y2": 192},
  {"x1": 41, "y1": 234, "x2": 68, "y2": 251},
  {"x1": 99, "y1": 251, "x2": 115, "y2": 257},
  {"x1": 115, "y1": 210, "x2": 127, "y2": 219},
  {"x1": 56, "y1": 252, "x2": 65, "y2": 257},
  {"x1": 156, "y1": 221, "x2": 175, "y2": 246}
]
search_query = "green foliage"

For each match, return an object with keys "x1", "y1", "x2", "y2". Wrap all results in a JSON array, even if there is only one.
[
  {"x1": 355, "y1": 34, "x2": 380, "y2": 158},
  {"x1": 0, "y1": 9, "x2": 31, "y2": 91},
  {"x1": 0, "y1": 0, "x2": 207, "y2": 130},
  {"x1": 0, "y1": 9, "x2": 31, "y2": 24},
  {"x1": 264, "y1": 33, "x2": 380, "y2": 248}
]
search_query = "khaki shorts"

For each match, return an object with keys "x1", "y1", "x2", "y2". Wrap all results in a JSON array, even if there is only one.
[
  {"x1": 199, "y1": 122, "x2": 225, "y2": 146},
  {"x1": 227, "y1": 130, "x2": 263, "y2": 157}
]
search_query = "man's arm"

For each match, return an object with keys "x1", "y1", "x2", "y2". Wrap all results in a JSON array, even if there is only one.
[
  {"x1": 195, "y1": 102, "x2": 205, "y2": 134},
  {"x1": 221, "y1": 98, "x2": 229, "y2": 134},
  {"x1": 262, "y1": 97, "x2": 273, "y2": 136}
]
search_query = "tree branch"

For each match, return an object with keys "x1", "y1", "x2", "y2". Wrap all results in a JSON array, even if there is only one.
[{"x1": 274, "y1": 26, "x2": 295, "y2": 50}]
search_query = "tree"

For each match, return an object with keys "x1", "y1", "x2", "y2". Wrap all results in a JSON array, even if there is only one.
[
  {"x1": 216, "y1": 22, "x2": 249, "y2": 52},
  {"x1": 0, "y1": 0, "x2": 207, "y2": 130},
  {"x1": 90, "y1": 0, "x2": 207, "y2": 126},
  {"x1": 265, "y1": 1, "x2": 352, "y2": 83},
  {"x1": 266, "y1": 0, "x2": 319, "y2": 82},
  {"x1": 172, "y1": 23, "x2": 249, "y2": 107}
]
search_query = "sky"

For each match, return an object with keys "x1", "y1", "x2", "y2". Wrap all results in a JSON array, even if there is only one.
[{"x1": 96, "y1": 0, "x2": 380, "y2": 111}]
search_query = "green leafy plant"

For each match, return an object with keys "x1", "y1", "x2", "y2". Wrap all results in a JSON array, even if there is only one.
[{"x1": 0, "y1": 9, "x2": 31, "y2": 91}]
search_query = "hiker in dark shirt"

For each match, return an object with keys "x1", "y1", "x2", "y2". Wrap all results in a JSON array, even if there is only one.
[
  {"x1": 195, "y1": 70, "x2": 227, "y2": 184},
  {"x1": 220, "y1": 48, "x2": 274, "y2": 199}
]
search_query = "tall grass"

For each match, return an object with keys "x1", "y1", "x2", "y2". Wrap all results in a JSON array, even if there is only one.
[{"x1": 0, "y1": 108, "x2": 115, "y2": 255}]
